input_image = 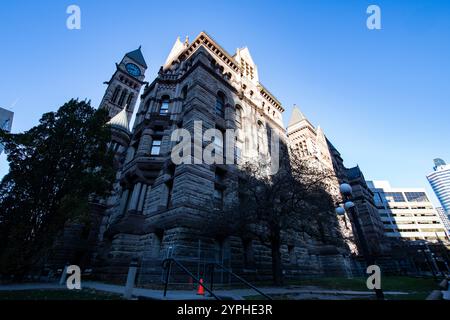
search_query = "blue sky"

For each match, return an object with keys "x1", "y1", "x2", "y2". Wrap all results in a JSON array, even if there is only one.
[{"x1": 0, "y1": 0, "x2": 449, "y2": 206}]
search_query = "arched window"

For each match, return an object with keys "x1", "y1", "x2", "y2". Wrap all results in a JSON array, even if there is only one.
[
  {"x1": 215, "y1": 92, "x2": 225, "y2": 118},
  {"x1": 181, "y1": 86, "x2": 188, "y2": 100},
  {"x1": 257, "y1": 121, "x2": 264, "y2": 153},
  {"x1": 235, "y1": 105, "x2": 242, "y2": 129},
  {"x1": 126, "y1": 93, "x2": 134, "y2": 110},
  {"x1": 160, "y1": 95, "x2": 170, "y2": 115},
  {"x1": 111, "y1": 86, "x2": 121, "y2": 104},
  {"x1": 118, "y1": 90, "x2": 128, "y2": 106}
]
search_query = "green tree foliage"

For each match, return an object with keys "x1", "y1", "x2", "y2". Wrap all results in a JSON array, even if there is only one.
[{"x1": 0, "y1": 99, "x2": 115, "y2": 277}]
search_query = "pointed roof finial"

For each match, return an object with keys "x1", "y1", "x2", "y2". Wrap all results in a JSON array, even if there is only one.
[
  {"x1": 126, "y1": 47, "x2": 147, "y2": 68},
  {"x1": 185, "y1": 35, "x2": 189, "y2": 46},
  {"x1": 164, "y1": 36, "x2": 186, "y2": 67},
  {"x1": 288, "y1": 105, "x2": 306, "y2": 127}
]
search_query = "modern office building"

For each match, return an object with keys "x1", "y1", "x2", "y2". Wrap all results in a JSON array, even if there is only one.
[
  {"x1": 436, "y1": 207, "x2": 450, "y2": 237},
  {"x1": 0, "y1": 107, "x2": 14, "y2": 154},
  {"x1": 427, "y1": 158, "x2": 450, "y2": 214},
  {"x1": 367, "y1": 180, "x2": 447, "y2": 242}
]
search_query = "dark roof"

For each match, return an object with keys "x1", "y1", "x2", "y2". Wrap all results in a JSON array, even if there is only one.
[
  {"x1": 126, "y1": 46, "x2": 147, "y2": 68},
  {"x1": 346, "y1": 166, "x2": 362, "y2": 180}
]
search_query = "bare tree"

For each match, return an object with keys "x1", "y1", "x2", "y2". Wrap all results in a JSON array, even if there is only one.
[
  {"x1": 199, "y1": 147, "x2": 345, "y2": 286},
  {"x1": 236, "y1": 150, "x2": 341, "y2": 285}
]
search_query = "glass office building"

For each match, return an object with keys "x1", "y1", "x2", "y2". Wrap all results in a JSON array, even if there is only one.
[
  {"x1": 368, "y1": 180, "x2": 447, "y2": 242},
  {"x1": 427, "y1": 158, "x2": 450, "y2": 215},
  {"x1": 0, "y1": 107, "x2": 14, "y2": 155}
]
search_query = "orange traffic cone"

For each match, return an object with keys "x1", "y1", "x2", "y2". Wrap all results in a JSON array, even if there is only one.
[{"x1": 197, "y1": 278, "x2": 205, "y2": 296}]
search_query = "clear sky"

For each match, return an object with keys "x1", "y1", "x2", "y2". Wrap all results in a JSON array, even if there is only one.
[{"x1": 0, "y1": 0, "x2": 449, "y2": 206}]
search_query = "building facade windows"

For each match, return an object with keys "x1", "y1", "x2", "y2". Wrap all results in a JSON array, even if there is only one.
[
  {"x1": 181, "y1": 86, "x2": 188, "y2": 100},
  {"x1": 382, "y1": 192, "x2": 406, "y2": 203},
  {"x1": 160, "y1": 96, "x2": 170, "y2": 115},
  {"x1": 151, "y1": 139, "x2": 162, "y2": 156},
  {"x1": 215, "y1": 92, "x2": 225, "y2": 118},
  {"x1": 213, "y1": 129, "x2": 225, "y2": 157},
  {"x1": 427, "y1": 159, "x2": 450, "y2": 213},
  {"x1": 111, "y1": 86, "x2": 121, "y2": 104},
  {"x1": 257, "y1": 121, "x2": 264, "y2": 153},
  {"x1": 405, "y1": 192, "x2": 429, "y2": 202},
  {"x1": 235, "y1": 105, "x2": 242, "y2": 128},
  {"x1": 368, "y1": 180, "x2": 447, "y2": 242},
  {"x1": 126, "y1": 93, "x2": 134, "y2": 109},
  {"x1": 118, "y1": 90, "x2": 128, "y2": 106}
]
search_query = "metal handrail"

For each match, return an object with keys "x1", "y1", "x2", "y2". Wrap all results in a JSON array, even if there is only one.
[
  {"x1": 207, "y1": 262, "x2": 272, "y2": 300},
  {"x1": 162, "y1": 258, "x2": 221, "y2": 300}
]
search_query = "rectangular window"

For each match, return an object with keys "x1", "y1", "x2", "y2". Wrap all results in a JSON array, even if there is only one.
[
  {"x1": 151, "y1": 139, "x2": 162, "y2": 156},
  {"x1": 213, "y1": 130, "x2": 224, "y2": 157},
  {"x1": 215, "y1": 100, "x2": 225, "y2": 118},
  {"x1": 382, "y1": 192, "x2": 406, "y2": 203},
  {"x1": 160, "y1": 101, "x2": 169, "y2": 115},
  {"x1": 405, "y1": 192, "x2": 429, "y2": 203}
]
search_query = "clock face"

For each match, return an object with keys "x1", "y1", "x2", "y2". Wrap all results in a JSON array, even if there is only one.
[{"x1": 125, "y1": 63, "x2": 141, "y2": 77}]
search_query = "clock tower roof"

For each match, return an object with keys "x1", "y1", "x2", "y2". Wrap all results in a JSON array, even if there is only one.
[{"x1": 125, "y1": 46, "x2": 147, "y2": 68}]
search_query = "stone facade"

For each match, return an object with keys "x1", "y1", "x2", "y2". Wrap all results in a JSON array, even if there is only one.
[
  {"x1": 327, "y1": 141, "x2": 388, "y2": 256},
  {"x1": 286, "y1": 107, "x2": 357, "y2": 254},
  {"x1": 91, "y1": 32, "x2": 359, "y2": 283}
]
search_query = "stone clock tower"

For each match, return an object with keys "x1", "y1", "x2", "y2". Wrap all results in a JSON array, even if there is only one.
[{"x1": 99, "y1": 47, "x2": 147, "y2": 123}]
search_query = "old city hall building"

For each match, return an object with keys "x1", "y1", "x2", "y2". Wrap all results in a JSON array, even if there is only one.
[{"x1": 85, "y1": 32, "x2": 358, "y2": 283}]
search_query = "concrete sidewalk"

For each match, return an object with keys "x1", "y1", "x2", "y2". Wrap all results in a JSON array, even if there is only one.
[{"x1": 0, "y1": 282, "x2": 409, "y2": 300}]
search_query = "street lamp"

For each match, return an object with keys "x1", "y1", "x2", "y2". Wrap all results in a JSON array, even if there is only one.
[
  {"x1": 336, "y1": 183, "x2": 385, "y2": 300},
  {"x1": 418, "y1": 248, "x2": 437, "y2": 279},
  {"x1": 335, "y1": 206, "x2": 346, "y2": 216}
]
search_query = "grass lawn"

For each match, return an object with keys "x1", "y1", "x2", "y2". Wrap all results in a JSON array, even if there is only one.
[
  {"x1": 244, "y1": 276, "x2": 439, "y2": 300},
  {"x1": 0, "y1": 289, "x2": 123, "y2": 300},
  {"x1": 284, "y1": 276, "x2": 438, "y2": 292}
]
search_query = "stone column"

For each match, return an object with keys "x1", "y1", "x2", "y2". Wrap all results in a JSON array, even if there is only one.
[
  {"x1": 125, "y1": 146, "x2": 135, "y2": 163},
  {"x1": 118, "y1": 189, "x2": 130, "y2": 216},
  {"x1": 137, "y1": 184, "x2": 148, "y2": 212},
  {"x1": 128, "y1": 183, "x2": 142, "y2": 212},
  {"x1": 123, "y1": 260, "x2": 138, "y2": 299},
  {"x1": 136, "y1": 129, "x2": 154, "y2": 156}
]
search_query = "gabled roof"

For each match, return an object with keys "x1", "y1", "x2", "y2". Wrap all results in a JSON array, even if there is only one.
[
  {"x1": 175, "y1": 31, "x2": 285, "y2": 112},
  {"x1": 179, "y1": 31, "x2": 240, "y2": 73},
  {"x1": 108, "y1": 108, "x2": 130, "y2": 132},
  {"x1": 126, "y1": 46, "x2": 147, "y2": 68},
  {"x1": 288, "y1": 106, "x2": 306, "y2": 127},
  {"x1": 164, "y1": 37, "x2": 188, "y2": 68},
  {"x1": 346, "y1": 166, "x2": 363, "y2": 180}
]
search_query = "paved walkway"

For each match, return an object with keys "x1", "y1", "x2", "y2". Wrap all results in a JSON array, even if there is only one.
[{"x1": 0, "y1": 282, "x2": 411, "y2": 300}]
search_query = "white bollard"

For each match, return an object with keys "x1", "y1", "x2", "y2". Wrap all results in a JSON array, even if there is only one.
[{"x1": 124, "y1": 260, "x2": 138, "y2": 299}]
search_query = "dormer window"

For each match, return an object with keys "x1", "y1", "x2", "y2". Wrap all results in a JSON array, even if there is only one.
[{"x1": 240, "y1": 58, "x2": 254, "y2": 80}]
